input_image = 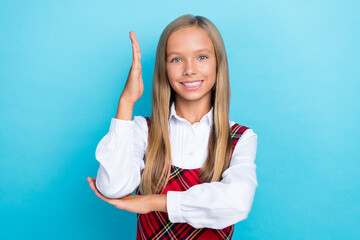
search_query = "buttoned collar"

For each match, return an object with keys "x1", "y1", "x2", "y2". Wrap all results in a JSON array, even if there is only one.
[{"x1": 168, "y1": 101, "x2": 213, "y2": 126}]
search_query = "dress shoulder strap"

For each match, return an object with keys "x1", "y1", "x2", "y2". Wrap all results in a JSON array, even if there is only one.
[
  {"x1": 230, "y1": 123, "x2": 249, "y2": 146},
  {"x1": 230, "y1": 123, "x2": 249, "y2": 157},
  {"x1": 144, "y1": 116, "x2": 151, "y2": 133}
]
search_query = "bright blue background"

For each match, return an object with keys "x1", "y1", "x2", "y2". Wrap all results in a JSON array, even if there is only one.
[{"x1": 1, "y1": 1, "x2": 359, "y2": 239}]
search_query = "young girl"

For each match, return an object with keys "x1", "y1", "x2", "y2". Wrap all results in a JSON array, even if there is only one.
[{"x1": 87, "y1": 14, "x2": 258, "y2": 240}]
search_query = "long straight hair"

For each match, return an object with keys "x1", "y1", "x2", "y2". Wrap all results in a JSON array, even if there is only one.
[{"x1": 138, "y1": 14, "x2": 232, "y2": 195}]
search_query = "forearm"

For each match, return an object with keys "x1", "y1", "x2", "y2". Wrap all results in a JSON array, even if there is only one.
[
  {"x1": 150, "y1": 194, "x2": 167, "y2": 213},
  {"x1": 116, "y1": 97, "x2": 135, "y2": 120}
]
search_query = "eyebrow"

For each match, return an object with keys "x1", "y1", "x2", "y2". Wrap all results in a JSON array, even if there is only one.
[{"x1": 166, "y1": 48, "x2": 212, "y2": 57}]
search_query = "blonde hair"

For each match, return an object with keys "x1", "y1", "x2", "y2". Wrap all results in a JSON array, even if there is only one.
[{"x1": 138, "y1": 14, "x2": 233, "y2": 195}]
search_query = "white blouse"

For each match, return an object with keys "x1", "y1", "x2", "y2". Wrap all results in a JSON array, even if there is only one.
[{"x1": 95, "y1": 102, "x2": 258, "y2": 229}]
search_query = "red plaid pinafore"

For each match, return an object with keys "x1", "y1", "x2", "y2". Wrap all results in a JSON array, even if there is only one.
[{"x1": 135, "y1": 116, "x2": 249, "y2": 240}]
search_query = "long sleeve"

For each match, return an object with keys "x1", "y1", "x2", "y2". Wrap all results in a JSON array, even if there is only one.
[
  {"x1": 166, "y1": 128, "x2": 258, "y2": 229},
  {"x1": 95, "y1": 116, "x2": 147, "y2": 198}
]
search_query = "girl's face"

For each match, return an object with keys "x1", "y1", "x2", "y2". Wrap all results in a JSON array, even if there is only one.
[{"x1": 166, "y1": 26, "x2": 217, "y2": 105}]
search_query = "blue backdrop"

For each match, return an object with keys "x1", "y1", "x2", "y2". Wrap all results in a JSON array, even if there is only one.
[{"x1": 1, "y1": 1, "x2": 359, "y2": 239}]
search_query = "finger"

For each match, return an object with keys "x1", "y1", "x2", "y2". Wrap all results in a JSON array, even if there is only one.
[
  {"x1": 93, "y1": 189, "x2": 118, "y2": 206},
  {"x1": 131, "y1": 33, "x2": 140, "y2": 69},
  {"x1": 132, "y1": 32, "x2": 141, "y2": 62},
  {"x1": 88, "y1": 180, "x2": 115, "y2": 204},
  {"x1": 93, "y1": 188, "x2": 110, "y2": 202},
  {"x1": 130, "y1": 32, "x2": 139, "y2": 66},
  {"x1": 88, "y1": 179, "x2": 99, "y2": 193},
  {"x1": 88, "y1": 179, "x2": 97, "y2": 192},
  {"x1": 87, "y1": 176, "x2": 121, "y2": 207},
  {"x1": 130, "y1": 32, "x2": 141, "y2": 69}
]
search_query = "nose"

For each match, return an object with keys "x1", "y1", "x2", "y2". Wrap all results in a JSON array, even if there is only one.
[{"x1": 183, "y1": 59, "x2": 197, "y2": 76}]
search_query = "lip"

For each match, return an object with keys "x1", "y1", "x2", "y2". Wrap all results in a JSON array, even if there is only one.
[{"x1": 180, "y1": 80, "x2": 204, "y2": 91}]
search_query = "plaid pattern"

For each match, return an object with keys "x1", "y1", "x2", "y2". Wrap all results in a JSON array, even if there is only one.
[{"x1": 135, "y1": 116, "x2": 249, "y2": 240}]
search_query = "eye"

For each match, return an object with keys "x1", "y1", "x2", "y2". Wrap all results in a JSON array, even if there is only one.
[
  {"x1": 170, "y1": 58, "x2": 181, "y2": 63},
  {"x1": 198, "y1": 55, "x2": 208, "y2": 60}
]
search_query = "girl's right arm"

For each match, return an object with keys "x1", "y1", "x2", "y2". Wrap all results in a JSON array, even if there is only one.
[
  {"x1": 94, "y1": 116, "x2": 147, "y2": 198},
  {"x1": 94, "y1": 31, "x2": 147, "y2": 198}
]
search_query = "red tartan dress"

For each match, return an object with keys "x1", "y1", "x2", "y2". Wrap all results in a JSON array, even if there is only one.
[{"x1": 135, "y1": 116, "x2": 249, "y2": 240}]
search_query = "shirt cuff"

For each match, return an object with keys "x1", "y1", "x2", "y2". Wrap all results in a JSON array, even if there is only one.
[
  {"x1": 166, "y1": 191, "x2": 186, "y2": 223},
  {"x1": 109, "y1": 117, "x2": 134, "y2": 132}
]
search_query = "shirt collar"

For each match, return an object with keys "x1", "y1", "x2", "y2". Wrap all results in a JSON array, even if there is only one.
[{"x1": 169, "y1": 101, "x2": 213, "y2": 126}]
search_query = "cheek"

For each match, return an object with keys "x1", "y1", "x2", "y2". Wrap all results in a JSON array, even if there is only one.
[
  {"x1": 200, "y1": 62, "x2": 217, "y2": 79},
  {"x1": 166, "y1": 65, "x2": 177, "y2": 87},
  {"x1": 166, "y1": 64, "x2": 181, "y2": 82}
]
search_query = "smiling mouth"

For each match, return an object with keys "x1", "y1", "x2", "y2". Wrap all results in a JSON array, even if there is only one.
[{"x1": 181, "y1": 80, "x2": 203, "y2": 87}]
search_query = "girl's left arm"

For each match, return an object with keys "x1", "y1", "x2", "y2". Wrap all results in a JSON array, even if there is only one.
[
  {"x1": 87, "y1": 176, "x2": 167, "y2": 214},
  {"x1": 166, "y1": 128, "x2": 258, "y2": 229}
]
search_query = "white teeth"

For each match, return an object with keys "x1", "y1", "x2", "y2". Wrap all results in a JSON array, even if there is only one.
[{"x1": 182, "y1": 81, "x2": 203, "y2": 87}]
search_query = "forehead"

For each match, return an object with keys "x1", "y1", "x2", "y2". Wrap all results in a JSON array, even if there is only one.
[{"x1": 166, "y1": 26, "x2": 215, "y2": 55}]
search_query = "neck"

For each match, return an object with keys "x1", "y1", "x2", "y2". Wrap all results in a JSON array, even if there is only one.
[{"x1": 174, "y1": 96, "x2": 212, "y2": 125}]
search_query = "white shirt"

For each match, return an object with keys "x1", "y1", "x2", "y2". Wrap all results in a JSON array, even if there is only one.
[{"x1": 95, "y1": 101, "x2": 258, "y2": 229}]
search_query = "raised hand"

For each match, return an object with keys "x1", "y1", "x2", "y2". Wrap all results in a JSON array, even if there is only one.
[{"x1": 120, "y1": 31, "x2": 144, "y2": 104}]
